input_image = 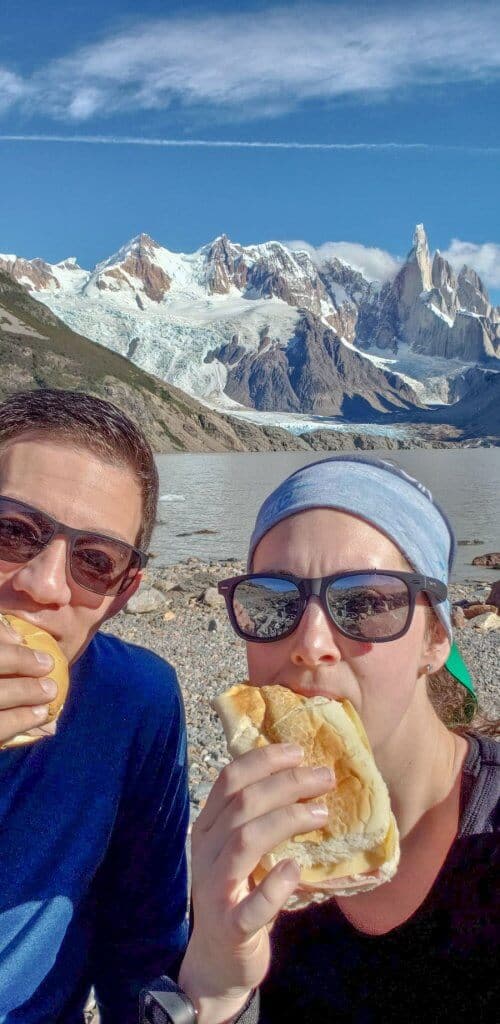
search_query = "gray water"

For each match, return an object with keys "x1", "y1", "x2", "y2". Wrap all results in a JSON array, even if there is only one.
[{"x1": 154, "y1": 451, "x2": 499, "y2": 585}]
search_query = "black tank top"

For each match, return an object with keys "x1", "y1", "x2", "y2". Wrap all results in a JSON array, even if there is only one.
[{"x1": 240, "y1": 732, "x2": 500, "y2": 1023}]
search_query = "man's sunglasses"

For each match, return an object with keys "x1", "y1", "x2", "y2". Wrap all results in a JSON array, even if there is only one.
[
  {"x1": 0, "y1": 495, "x2": 148, "y2": 596},
  {"x1": 218, "y1": 571, "x2": 447, "y2": 644}
]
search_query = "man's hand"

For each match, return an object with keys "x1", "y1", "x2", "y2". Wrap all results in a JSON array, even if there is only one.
[
  {"x1": 0, "y1": 618, "x2": 57, "y2": 747},
  {"x1": 179, "y1": 743, "x2": 335, "y2": 1024}
]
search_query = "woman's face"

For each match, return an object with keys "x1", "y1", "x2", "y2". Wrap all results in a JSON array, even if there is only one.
[{"x1": 247, "y1": 508, "x2": 438, "y2": 750}]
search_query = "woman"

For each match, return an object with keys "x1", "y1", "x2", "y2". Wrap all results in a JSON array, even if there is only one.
[{"x1": 178, "y1": 456, "x2": 499, "y2": 1023}]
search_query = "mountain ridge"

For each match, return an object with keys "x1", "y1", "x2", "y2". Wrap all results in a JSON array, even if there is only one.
[{"x1": 1, "y1": 225, "x2": 498, "y2": 439}]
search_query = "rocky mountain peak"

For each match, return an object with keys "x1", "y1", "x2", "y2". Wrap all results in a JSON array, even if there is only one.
[
  {"x1": 456, "y1": 265, "x2": 492, "y2": 317},
  {"x1": 409, "y1": 223, "x2": 433, "y2": 292},
  {"x1": 56, "y1": 257, "x2": 81, "y2": 270},
  {"x1": 0, "y1": 254, "x2": 60, "y2": 291},
  {"x1": 203, "y1": 235, "x2": 247, "y2": 294},
  {"x1": 87, "y1": 232, "x2": 170, "y2": 304},
  {"x1": 129, "y1": 233, "x2": 161, "y2": 252}
]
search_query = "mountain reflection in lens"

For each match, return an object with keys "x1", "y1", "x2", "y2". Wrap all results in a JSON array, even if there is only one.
[
  {"x1": 327, "y1": 574, "x2": 410, "y2": 640},
  {"x1": 233, "y1": 577, "x2": 302, "y2": 639}
]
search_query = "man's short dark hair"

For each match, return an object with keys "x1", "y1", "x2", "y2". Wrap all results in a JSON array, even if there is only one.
[{"x1": 0, "y1": 389, "x2": 159, "y2": 549}]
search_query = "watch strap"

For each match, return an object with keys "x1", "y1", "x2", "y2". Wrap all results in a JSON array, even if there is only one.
[{"x1": 140, "y1": 978, "x2": 197, "y2": 1024}]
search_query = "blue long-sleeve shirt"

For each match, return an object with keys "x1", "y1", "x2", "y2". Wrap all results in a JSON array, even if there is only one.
[{"x1": 0, "y1": 631, "x2": 190, "y2": 1023}]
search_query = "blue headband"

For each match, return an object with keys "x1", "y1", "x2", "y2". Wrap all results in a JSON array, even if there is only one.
[{"x1": 248, "y1": 455, "x2": 456, "y2": 639}]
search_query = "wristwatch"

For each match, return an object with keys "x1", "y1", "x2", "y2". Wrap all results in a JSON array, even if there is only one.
[{"x1": 140, "y1": 977, "x2": 197, "y2": 1024}]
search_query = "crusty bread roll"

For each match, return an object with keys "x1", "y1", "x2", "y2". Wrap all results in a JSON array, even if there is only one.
[
  {"x1": 212, "y1": 683, "x2": 399, "y2": 907},
  {"x1": 0, "y1": 613, "x2": 69, "y2": 749}
]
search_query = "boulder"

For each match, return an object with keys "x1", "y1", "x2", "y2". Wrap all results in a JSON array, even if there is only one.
[
  {"x1": 485, "y1": 580, "x2": 500, "y2": 608},
  {"x1": 451, "y1": 606, "x2": 467, "y2": 629},
  {"x1": 472, "y1": 612, "x2": 500, "y2": 632},
  {"x1": 125, "y1": 587, "x2": 168, "y2": 614},
  {"x1": 203, "y1": 586, "x2": 225, "y2": 609},
  {"x1": 472, "y1": 553, "x2": 500, "y2": 569},
  {"x1": 462, "y1": 603, "x2": 497, "y2": 619}
]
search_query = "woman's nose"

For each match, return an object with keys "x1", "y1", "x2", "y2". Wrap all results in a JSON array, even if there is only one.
[
  {"x1": 11, "y1": 538, "x2": 73, "y2": 605},
  {"x1": 290, "y1": 597, "x2": 342, "y2": 667}
]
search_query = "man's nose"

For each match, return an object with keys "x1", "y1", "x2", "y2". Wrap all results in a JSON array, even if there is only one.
[
  {"x1": 11, "y1": 538, "x2": 72, "y2": 605},
  {"x1": 290, "y1": 597, "x2": 342, "y2": 667}
]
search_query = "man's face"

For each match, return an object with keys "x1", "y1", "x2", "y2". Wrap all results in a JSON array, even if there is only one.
[{"x1": 0, "y1": 434, "x2": 144, "y2": 664}]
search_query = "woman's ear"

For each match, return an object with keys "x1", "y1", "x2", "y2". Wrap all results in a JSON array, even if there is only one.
[{"x1": 421, "y1": 610, "x2": 450, "y2": 675}]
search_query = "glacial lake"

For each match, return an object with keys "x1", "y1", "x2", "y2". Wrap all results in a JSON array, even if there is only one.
[{"x1": 154, "y1": 450, "x2": 499, "y2": 585}]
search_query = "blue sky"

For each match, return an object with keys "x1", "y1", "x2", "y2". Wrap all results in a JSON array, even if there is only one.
[{"x1": 1, "y1": 0, "x2": 499, "y2": 300}]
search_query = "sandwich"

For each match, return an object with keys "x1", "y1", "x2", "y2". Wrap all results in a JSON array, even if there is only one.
[
  {"x1": 0, "y1": 613, "x2": 69, "y2": 749},
  {"x1": 212, "y1": 683, "x2": 399, "y2": 908}
]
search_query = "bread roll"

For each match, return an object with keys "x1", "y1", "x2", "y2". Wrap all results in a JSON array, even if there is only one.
[
  {"x1": 0, "y1": 613, "x2": 69, "y2": 749},
  {"x1": 212, "y1": 683, "x2": 399, "y2": 907}
]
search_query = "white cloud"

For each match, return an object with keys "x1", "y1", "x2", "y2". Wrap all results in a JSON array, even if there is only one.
[
  {"x1": 441, "y1": 239, "x2": 500, "y2": 290},
  {"x1": 287, "y1": 236, "x2": 500, "y2": 292},
  {"x1": 287, "y1": 239, "x2": 401, "y2": 282},
  {"x1": 2, "y1": 2, "x2": 500, "y2": 122},
  {"x1": 0, "y1": 68, "x2": 29, "y2": 112}
]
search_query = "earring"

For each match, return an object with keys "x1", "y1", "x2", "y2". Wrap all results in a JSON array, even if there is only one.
[{"x1": 426, "y1": 664, "x2": 433, "y2": 673}]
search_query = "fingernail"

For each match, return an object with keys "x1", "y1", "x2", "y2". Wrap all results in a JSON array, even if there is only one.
[
  {"x1": 312, "y1": 766, "x2": 335, "y2": 783},
  {"x1": 34, "y1": 652, "x2": 53, "y2": 669},
  {"x1": 39, "y1": 720, "x2": 57, "y2": 736},
  {"x1": 309, "y1": 803, "x2": 329, "y2": 818},
  {"x1": 40, "y1": 679, "x2": 57, "y2": 697},
  {"x1": 32, "y1": 705, "x2": 49, "y2": 719},
  {"x1": 277, "y1": 859, "x2": 300, "y2": 882},
  {"x1": 281, "y1": 744, "x2": 304, "y2": 759}
]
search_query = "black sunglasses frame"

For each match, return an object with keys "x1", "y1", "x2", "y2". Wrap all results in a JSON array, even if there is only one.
[
  {"x1": 0, "y1": 495, "x2": 149, "y2": 596},
  {"x1": 218, "y1": 570, "x2": 447, "y2": 644}
]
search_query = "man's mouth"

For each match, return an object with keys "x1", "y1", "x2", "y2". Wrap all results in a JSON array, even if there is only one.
[{"x1": 0, "y1": 608, "x2": 63, "y2": 643}]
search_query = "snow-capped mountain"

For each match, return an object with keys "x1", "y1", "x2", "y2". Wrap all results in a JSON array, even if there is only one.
[{"x1": 0, "y1": 226, "x2": 498, "y2": 420}]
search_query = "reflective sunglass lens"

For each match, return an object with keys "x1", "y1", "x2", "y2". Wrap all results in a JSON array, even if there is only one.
[
  {"x1": 72, "y1": 537, "x2": 139, "y2": 595},
  {"x1": 232, "y1": 577, "x2": 302, "y2": 639},
  {"x1": 326, "y1": 574, "x2": 411, "y2": 640},
  {"x1": 0, "y1": 509, "x2": 48, "y2": 563}
]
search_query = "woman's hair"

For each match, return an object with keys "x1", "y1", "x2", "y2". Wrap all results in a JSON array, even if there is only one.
[{"x1": 425, "y1": 611, "x2": 499, "y2": 737}]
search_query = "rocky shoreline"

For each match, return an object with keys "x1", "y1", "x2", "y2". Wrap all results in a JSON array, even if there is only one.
[{"x1": 101, "y1": 559, "x2": 500, "y2": 816}]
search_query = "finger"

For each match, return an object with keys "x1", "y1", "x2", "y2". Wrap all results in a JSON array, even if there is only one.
[
  {"x1": 0, "y1": 676, "x2": 57, "y2": 711},
  {"x1": 23, "y1": 720, "x2": 58, "y2": 740},
  {"x1": 0, "y1": 643, "x2": 54, "y2": 679},
  {"x1": 214, "y1": 801, "x2": 329, "y2": 882},
  {"x1": 198, "y1": 765, "x2": 335, "y2": 864},
  {"x1": 1, "y1": 704, "x2": 51, "y2": 746},
  {"x1": 199, "y1": 743, "x2": 305, "y2": 832},
  {"x1": 232, "y1": 860, "x2": 301, "y2": 939}
]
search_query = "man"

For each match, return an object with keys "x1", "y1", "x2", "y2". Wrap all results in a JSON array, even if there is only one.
[{"x1": 0, "y1": 389, "x2": 189, "y2": 1022}]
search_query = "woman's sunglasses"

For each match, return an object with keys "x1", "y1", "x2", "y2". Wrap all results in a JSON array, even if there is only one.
[
  {"x1": 218, "y1": 571, "x2": 447, "y2": 644},
  {"x1": 0, "y1": 495, "x2": 148, "y2": 596}
]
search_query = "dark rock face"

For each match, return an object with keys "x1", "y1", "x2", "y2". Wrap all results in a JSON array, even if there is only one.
[{"x1": 218, "y1": 313, "x2": 421, "y2": 417}]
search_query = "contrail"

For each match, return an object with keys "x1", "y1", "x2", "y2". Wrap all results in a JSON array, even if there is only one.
[{"x1": 0, "y1": 134, "x2": 499, "y2": 154}]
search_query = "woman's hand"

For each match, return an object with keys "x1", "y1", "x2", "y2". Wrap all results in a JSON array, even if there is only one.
[
  {"x1": 0, "y1": 619, "x2": 56, "y2": 748},
  {"x1": 179, "y1": 743, "x2": 335, "y2": 1023}
]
